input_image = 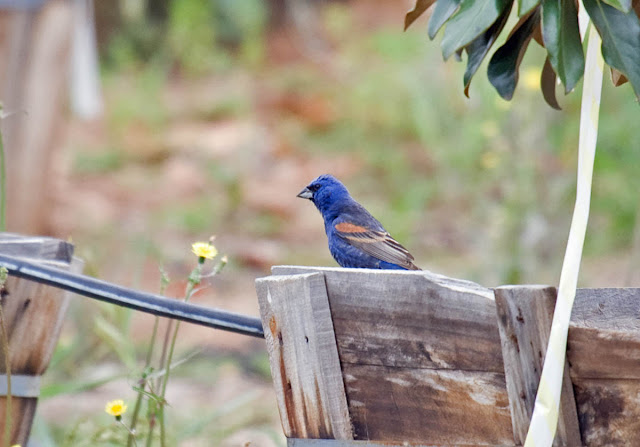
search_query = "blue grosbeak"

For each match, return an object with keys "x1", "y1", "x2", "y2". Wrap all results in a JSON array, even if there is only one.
[{"x1": 297, "y1": 174, "x2": 420, "y2": 270}]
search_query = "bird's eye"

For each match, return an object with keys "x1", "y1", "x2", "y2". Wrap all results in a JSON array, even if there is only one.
[{"x1": 308, "y1": 184, "x2": 320, "y2": 192}]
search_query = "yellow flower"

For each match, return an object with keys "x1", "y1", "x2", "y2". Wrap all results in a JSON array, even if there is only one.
[
  {"x1": 191, "y1": 242, "x2": 218, "y2": 260},
  {"x1": 105, "y1": 399, "x2": 128, "y2": 418}
]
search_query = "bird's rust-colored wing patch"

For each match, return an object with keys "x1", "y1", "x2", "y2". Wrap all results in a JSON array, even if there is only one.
[{"x1": 335, "y1": 222, "x2": 369, "y2": 233}]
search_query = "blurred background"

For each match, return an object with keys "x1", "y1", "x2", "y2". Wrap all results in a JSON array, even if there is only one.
[{"x1": 0, "y1": 0, "x2": 638, "y2": 445}]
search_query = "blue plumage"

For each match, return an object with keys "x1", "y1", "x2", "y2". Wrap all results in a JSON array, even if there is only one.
[{"x1": 297, "y1": 174, "x2": 420, "y2": 270}]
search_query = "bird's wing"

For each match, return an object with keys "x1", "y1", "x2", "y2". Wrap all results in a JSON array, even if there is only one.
[{"x1": 334, "y1": 221, "x2": 420, "y2": 270}]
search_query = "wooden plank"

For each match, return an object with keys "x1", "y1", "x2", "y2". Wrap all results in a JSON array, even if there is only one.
[
  {"x1": 0, "y1": 233, "x2": 74, "y2": 262},
  {"x1": 569, "y1": 288, "x2": 640, "y2": 379},
  {"x1": 255, "y1": 272, "x2": 353, "y2": 440},
  {"x1": 270, "y1": 267, "x2": 511, "y2": 444},
  {"x1": 494, "y1": 285, "x2": 581, "y2": 446},
  {"x1": 343, "y1": 364, "x2": 512, "y2": 445},
  {"x1": 573, "y1": 378, "x2": 640, "y2": 446},
  {"x1": 272, "y1": 266, "x2": 503, "y2": 373},
  {"x1": 0, "y1": 235, "x2": 81, "y2": 445}
]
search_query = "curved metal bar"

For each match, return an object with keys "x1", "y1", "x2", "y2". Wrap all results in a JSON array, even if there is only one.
[{"x1": 0, "y1": 254, "x2": 264, "y2": 338}]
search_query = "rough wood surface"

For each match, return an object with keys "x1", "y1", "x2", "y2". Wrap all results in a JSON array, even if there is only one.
[
  {"x1": 569, "y1": 288, "x2": 640, "y2": 379},
  {"x1": 0, "y1": 233, "x2": 73, "y2": 262},
  {"x1": 272, "y1": 266, "x2": 502, "y2": 372},
  {"x1": 255, "y1": 272, "x2": 353, "y2": 440},
  {"x1": 261, "y1": 267, "x2": 640, "y2": 445},
  {"x1": 269, "y1": 267, "x2": 511, "y2": 444},
  {"x1": 494, "y1": 285, "x2": 581, "y2": 446},
  {"x1": 343, "y1": 364, "x2": 512, "y2": 444},
  {"x1": 573, "y1": 378, "x2": 640, "y2": 446},
  {"x1": 0, "y1": 234, "x2": 81, "y2": 445}
]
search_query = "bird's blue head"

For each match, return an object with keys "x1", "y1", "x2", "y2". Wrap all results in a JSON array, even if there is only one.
[{"x1": 297, "y1": 174, "x2": 351, "y2": 218}]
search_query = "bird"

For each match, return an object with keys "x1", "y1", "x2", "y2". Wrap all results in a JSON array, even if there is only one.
[{"x1": 297, "y1": 174, "x2": 420, "y2": 270}]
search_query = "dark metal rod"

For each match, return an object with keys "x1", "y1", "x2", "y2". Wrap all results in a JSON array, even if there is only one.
[{"x1": 0, "y1": 254, "x2": 264, "y2": 338}]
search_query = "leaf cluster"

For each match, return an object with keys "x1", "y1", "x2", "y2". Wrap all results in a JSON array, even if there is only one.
[{"x1": 406, "y1": 0, "x2": 640, "y2": 107}]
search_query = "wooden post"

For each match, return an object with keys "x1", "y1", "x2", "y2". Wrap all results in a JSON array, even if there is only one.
[
  {"x1": 264, "y1": 266, "x2": 513, "y2": 445},
  {"x1": 0, "y1": 0, "x2": 73, "y2": 234},
  {"x1": 494, "y1": 285, "x2": 581, "y2": 446},
  {"x1": 256, "y1": 272, "x2": 353, "y2": 440},
  {"x1": 0, "y1": 233, "x2": 82, "y2": 445}
]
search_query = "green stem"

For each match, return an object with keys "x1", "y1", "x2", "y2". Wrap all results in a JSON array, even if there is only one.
[
  {"x1": 0, "y1": 124, "x2": 6, "y2": 232},
  {"x1": 119, "y1": 419, "x2": 139, "y2": 447},
  {"x1": 128, "y1": 316, "x2": 160, "y2": 447},
  {"x1": 158, "y1": 263, "x2": 201, "y2": 447}
]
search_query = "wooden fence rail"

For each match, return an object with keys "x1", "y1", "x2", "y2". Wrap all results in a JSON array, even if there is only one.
[
  {"x1": 256, "y1": 266, "x2": 640, "y2": 446},
  {"x1": 0, "y1": 233, "x2": 80, "y2": 445}
]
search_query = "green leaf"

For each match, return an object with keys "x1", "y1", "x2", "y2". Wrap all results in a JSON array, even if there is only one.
[
  {"x1": 428, "y1": 0, "x2": 463, "y2": 39},
  {"x1": 488, "y1": 9, "x2": 540, "y2": 99},
  {"x1": 541, "y1": 56, "x2": 562, "y2": 109},
  {"x1": 441, "y1": 0, "x2": 511, "y2": 58},
  {"x1": 463, "y1": 2, "x2": 513, "y2": 96},
  {"x1": 519, "y1": 0, "x2": 542, "y2": 17},
  {"x1": 541, "y1": 0, "x2": 584, "y2": 92},
  {"x1": 583, "y1": 0, "x2": 640, "y2": 99},
  {"x1": 601, "y1": 0, "x2": 632, "y2": 12},
  {"x1": 405, "y1": 0, "x2": 438, "y2": 30}
]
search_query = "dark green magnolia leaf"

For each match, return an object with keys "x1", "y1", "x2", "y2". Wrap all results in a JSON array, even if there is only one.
[
  {"x1": 519, "y1": 0, "x2": 541, "y2": 17},
  {"x1": 541, "y1": 56, "x2": 562, "y2": 109},
  {"x1": 441, "y1": 0, "x2": 512, "y2": 59},
  {"x1": 463, "y1": 2, "x2": 513, "y2": 96},
  {"x1": 542, "y1": 0, "x2": 584, "y2": 92},
  {"x1": 583, "y1": 0, "x2": 640, "y2": 99},
  {"x1": 488, "y1": 9, "x2": 540, "y2": 99},
  {"x1": 405, "y1": 0, "x2": 437, "y2": 31},
  {"x1": 428, "y1": 0, "x2": 463, "y2": 39},
  {"x1": 601, "y1": 0, "x2": 631, "y2": 12}
]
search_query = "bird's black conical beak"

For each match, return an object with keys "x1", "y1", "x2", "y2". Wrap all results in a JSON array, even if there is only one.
[{"x1": 297, "y1": 187, "x2": 313, "y2": 199}]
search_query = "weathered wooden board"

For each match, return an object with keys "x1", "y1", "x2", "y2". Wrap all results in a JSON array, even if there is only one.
[
  {"x1": 574, "y1": 378, "x2": 640, "y2": 446},
  {"x1": 272, "y1": 266, "x2": 503, "y2": 373},
  {"x1": 261, "y1": 267, "x2": 640, "y2": 445},
  {"x1": 494, "y1": 286, "x2": 581, "y2": 446},
  {"x1": 255, "y1": 272, "x2": 353, "y2": 440},
  {"x1": 0, "y1": 234, "x2": 81, "y2": 445},
  {"x1": 343, "y1": 364, "x2": 512, "y2": 444},
  {"x1": 569, "y1": 288, "x2": 640, "y2": 380},
  {"x1": 268, "y1": 267, "x2": 511, "y2": 444}
]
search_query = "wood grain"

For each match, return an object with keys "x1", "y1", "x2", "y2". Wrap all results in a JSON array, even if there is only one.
[
  {"x1": 256, "y1": 272, "x2": 353, "y2": 440},
  {"x1": 272, "y1": 266, "x2": 503, "y2": 373},
  {"x1": 574, "y1": 378, "x2": 640, "y2": 446},
  {"x1": 343, "y1": 364, "x2": 512, "y2": 445},
  {"x1": 0, "y1": 234, "x2": 81, "y2": 445},
  {"x1": 494, "y1": 285, "x2": 581, "y2": 446},
  {"x1": 269, "y1": 267, "x2": 511, "y2": 444},
  {"x1": 569, "y1": 288, "x2": 640, "y2": 379}
]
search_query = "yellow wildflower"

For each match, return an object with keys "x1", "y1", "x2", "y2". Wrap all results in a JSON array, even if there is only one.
[
  {"x1": 191, "y1": 242, "x2": 218, "y2": 260},
  {"x1": 105, "y1": 399, "x2": 128, "y2": 419}
]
